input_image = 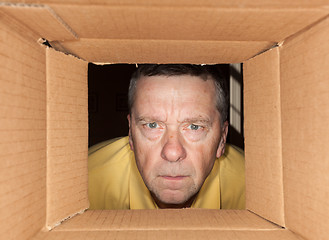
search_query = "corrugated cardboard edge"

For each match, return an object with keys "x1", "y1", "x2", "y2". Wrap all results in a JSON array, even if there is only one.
[
  {"x1": 38, "y1": 38, "x2": 84, "y2": 61},
  {"x1": 49, "y1": 40, "x2": 86, "y2": 61}
]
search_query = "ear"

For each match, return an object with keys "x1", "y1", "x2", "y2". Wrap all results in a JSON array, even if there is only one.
[
  {"x1": 127, "y1": 114, "x2": 134, "y2": 151},
  {"x1": 216, "y1": 121, "x2": 229, "y2": 158}
]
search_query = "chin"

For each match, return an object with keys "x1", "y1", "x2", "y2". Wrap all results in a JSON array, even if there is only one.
[
  {"x1": 161, "y1": 196, "x2": 186, "y2": 205},
  {"x1": 148, "y1": 181, "x2": 200, "y2": 208},
  {"x1": 157, "y1": 190, "x2": 192, "y2": 205}
]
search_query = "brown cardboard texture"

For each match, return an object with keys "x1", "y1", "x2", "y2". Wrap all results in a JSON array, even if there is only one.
[
  {"x1": 280, "y1": 16, "x2": 329, "y2": 240},
  {"x1": 46, "y1": 48, "x2": 89, "y2": 228},
  {"x1": 244, "y1": 47, "x2": 284, "y2": 226},
  {"x1": 0, "y1": 2, "x2": 328, "y2": 240}
]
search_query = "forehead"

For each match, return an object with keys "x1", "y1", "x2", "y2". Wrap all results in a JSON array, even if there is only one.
[{"x1": 133, "y1": 75, "x2": 218, "y2": 118}]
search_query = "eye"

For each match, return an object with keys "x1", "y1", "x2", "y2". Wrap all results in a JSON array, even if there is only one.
[
  {"x1": 187, "y1": 124, "x2": 201, "y2": 130},
  {"x1": 147, "y1": 122, "x2": 158, "y2": 129}
]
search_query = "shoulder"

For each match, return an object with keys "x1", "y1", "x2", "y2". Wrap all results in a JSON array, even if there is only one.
[
  {"x1": 219, "y1": 144, "x2": 245, "y2": 209},
  {"x1": 88, "y1": 136, "x2": 133, "y2": 209},
  {"x1": 220, "y1": 144, "x2": 245, "y2": 175},
  {"x1": 88, "y1": 136, "x2": 132, "y2": 171}
]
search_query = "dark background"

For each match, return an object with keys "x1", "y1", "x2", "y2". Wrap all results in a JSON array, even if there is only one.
[{"x1": 88, "y1": 64, "x2": 244, "y2": 149}]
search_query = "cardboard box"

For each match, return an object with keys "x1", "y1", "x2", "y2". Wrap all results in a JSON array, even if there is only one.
[{"x1": 0, "y1": 1, "x2": 328, "y2": 239}]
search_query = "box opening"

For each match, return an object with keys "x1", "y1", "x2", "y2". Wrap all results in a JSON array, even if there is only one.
[{"x1": 86, "y1": 63, "x2": 246, "y2": 214}]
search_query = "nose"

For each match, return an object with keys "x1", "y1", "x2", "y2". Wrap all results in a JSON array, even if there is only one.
[{"x1": 161, "y1": 132, "x2": 187, "y2": 162}]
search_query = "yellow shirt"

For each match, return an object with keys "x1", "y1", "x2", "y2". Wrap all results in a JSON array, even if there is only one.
[{"x1": 88, "y1": 136, "x2": 245, "y2": 209}]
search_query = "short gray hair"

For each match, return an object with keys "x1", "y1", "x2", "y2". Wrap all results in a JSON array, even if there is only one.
[{"x1": 128, "y1": 64, "x2": 228, "y2": 126}]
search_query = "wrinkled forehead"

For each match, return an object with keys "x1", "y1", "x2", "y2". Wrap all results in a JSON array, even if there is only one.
[
  {"x1": 136, "y1": 74, "x2": 216, "y2": 97},
  {"x1": 132, "y1": 75, "x2": 218, "y2": 117}
]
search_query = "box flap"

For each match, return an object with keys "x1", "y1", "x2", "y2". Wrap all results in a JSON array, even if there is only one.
[
  {"x1": 54, "y1": 210, "x2": 280, "y2": 231},
  {"x1": 48, "y1": 5, "x2": 328, "y2": 63},
  {"x1": 0, "y1": 12, "x2": 47, "y2": 240},
  {"x1": 50, "y1": 5, "x2": 328, "y2": 42},
  {"x1": 280, "y1": 16, "x2": 329, "y2": 240},
  {"x1": 6, "y1": 0, "x2": 329, "y2": 8},
  {"x1": 244, "y1": 47, "x2": 285, "y2": 227},
  {"x1": 51, "y1": 39, "x2": 274, "y2": 64},
  {"x1": 46, "y1": 48, "x2": 89, "y2": 229},
  {"x1": 0, "y1": 3, "x2": 77, "y2": 41},
  {"x1": 2, "y1": 3, "x2": 328, "y2": 63},
  {"x1": 31, "y1": 229, "x2": 302, "y2": 240}
]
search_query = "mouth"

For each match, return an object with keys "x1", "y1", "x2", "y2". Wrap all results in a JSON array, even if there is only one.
[{"x1": 160, "y1": 176, "x2": 188, "y2": 181}]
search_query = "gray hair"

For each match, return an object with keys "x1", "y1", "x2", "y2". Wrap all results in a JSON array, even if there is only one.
[{"x1": 128, "y1": 64, "x2": 228, "y2": 126}]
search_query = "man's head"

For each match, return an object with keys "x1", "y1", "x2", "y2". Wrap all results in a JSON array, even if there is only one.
[{"x1": 127, "y1": 64, "x2": 229, "y2": 208}]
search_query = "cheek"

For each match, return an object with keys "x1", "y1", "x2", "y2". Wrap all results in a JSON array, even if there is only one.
[
  {"x1": 188, "y1": 143, "x2": 217, "y2": 178},
  {"x1": 132, "y1": 125, "x2": 151, "y2": 156},
  {"x1": 133, "y1": 141, "x2": 159, "y2": 179}
]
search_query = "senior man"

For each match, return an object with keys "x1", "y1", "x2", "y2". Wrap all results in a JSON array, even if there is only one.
[{"x1": 88, "y1": 64, "x2": 245, "y2": 209}]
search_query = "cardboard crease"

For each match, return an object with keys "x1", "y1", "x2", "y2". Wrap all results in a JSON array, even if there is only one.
[
  {"x1": 44, "y1": 5, "x2": 79, "y2": 39},
  {"x1": 49, "y1": 208, "x2": 88, "y2": 230}
]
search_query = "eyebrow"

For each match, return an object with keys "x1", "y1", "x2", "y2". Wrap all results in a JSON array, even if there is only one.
[
  {"x1": 179, "y1": 117, "x2": 212, "y2": 125},
  {"x1": 135, "y1": 116, "x2": 166, "y2": 123},
  {"x1": 135, "y1": 115, "x2": 213, "y2": 125}
]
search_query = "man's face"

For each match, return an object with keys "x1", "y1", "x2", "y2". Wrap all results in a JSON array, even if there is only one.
[{"x1": 128, "y1": 75, "x2": 227, "y2": 208}]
